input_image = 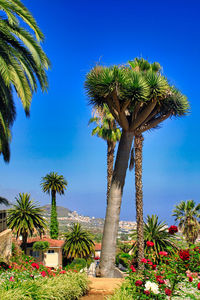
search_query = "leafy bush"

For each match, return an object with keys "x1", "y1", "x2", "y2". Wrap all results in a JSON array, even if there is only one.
[
  {"x1": 65, "y1": 258, "x2": 87, "y2": 271},
  {"x1": 0, "y1": 272, "x2": 88, "y2": 300},
  {"x1": 116, "y1": 252, "x2": 131, "y2": 268},
  {"x1": 33, "y1": 241, "x2": 49, "y2": 252}
]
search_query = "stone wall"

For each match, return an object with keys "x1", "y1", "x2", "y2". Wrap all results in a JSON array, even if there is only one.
[{"x1": 0, "y1": 229, "x2": 12, "y2": 262}]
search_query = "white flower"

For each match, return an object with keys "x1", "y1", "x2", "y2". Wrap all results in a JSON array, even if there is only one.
[{"x1": 145, "y1": 281, "x2": 159, "y2": 294}]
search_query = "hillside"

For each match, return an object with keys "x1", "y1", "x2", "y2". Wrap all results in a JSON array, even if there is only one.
[{"x1": 41, "y1": 205, "x2": 72, "y2": 217}]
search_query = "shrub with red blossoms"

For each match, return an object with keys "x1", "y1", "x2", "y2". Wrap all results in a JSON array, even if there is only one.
[
  {"x1": 168, "y1": 225, "x2": 178, "y2": 234},
  {"x1": 159, "y1": 251, "x2": 168, "y2": 256},
  {"x1": 146, "y1": 241, "x2": 154, "y2": 247},
  {"x1": 179, "y1": 250, "x2": 190, "y2": 261},
  {"x1": 41, "y1": 271, "x2": 47, "y2": 277},
  {"x1": 165, "y1": 288, "x2": 172, "y2": 296},
  {"x1": 135, "y1": 280, "x2": 143, "y2": 286},
  {"x1": 130, "y1": 265, "x2": 136, "y2": 272},
  {"x1": 198, "y1": 283, "x2": 200, "y2": 290},
  {"x1": 141, "y1": 258, "x2": 147, "y2": 263},
  {"x1": 144, "y1": 290, "x2": 150, "y2": 295},
  {"x1": 31, "y1": 262, "x2": 39, "y2": 270}
]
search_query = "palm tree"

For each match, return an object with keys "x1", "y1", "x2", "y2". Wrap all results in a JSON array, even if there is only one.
[
  {"x1": 131, "y1": 215, "x2": 177, "y2": 263},
  {"x1": 7, "y1": 193, "x2": 46, "y2": 252},
  {"x1": 89, "y1": 104, "x2": 121, "y2": 203},
  {"x1": 41, "y1": 172, "x2": 67, "y2": 239},
  {"x1": 172, "y1": 200, "x2": 200, "y2": 245},
  {"x1": 85, "y1": 59, "x2": 189, "y2": 277},
  {"x1": 64, "y1": 223, "x2": 94, "y2": 259},
  {"x1": 0, "y1": 0, "x2": 50, "y2": 162},
  {"x1": 0, "y1": 196, "x2": 9, "y2": 206}
]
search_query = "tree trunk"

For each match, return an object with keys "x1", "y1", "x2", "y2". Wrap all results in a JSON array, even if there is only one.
[
  {"x1": 97, "y1": 130, "x2": 134, "y2": 277},
  {"x1": 134, "y1": 134, "x2": 144, "y2": 270},
  {"x1": 21, "y1": 231, "x2": 28, "y2": 254},
  {"x1": 50, "y1": 190, "x2": 59, "y2": 239},
  {"x1": 106, "y1": 141, "x2": 115, "y2": 204}
]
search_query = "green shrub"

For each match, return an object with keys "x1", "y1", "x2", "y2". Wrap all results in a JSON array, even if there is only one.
[
  {"x1": 33, "y1": 241, "x2": 49, "y2": 252},
  {"x1": 116, "y1": 252, "x2": 131, "y2": 268},
  {"x1": 0, "y1": 272, "x2": 88, "y2": 300},
  {"x1": 65, "y1": 258, "x2": 87, "y2": 271}
]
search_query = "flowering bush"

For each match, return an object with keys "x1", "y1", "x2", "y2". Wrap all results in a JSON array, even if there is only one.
[
  {"x1": 168, "y1": 225, "x2": 178, "y2": 234},
  {"x1": 146, "y1": 241, "x2": 154, "y2": 247}
]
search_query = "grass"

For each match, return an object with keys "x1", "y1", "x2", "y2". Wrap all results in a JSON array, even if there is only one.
[{"x1": 0, "y1": 272, "x2": 88, "y2": 300}]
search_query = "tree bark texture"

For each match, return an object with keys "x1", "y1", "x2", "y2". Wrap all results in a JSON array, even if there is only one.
[
  {"x1": 106, "y1": 141, "x2": 115, "y2": 204},
  {"x1": 134, "y1": 134, "x2": 144, "y2": 270},
  {"x1": 21, "y1": 231, "x2": 28, "y2": 253},
  {"x1": 50, "y1": 190, "x2": 59, "y2": 239},
  {"x1": 98, "y1": 130, "x2": 134, "y2": 277}
]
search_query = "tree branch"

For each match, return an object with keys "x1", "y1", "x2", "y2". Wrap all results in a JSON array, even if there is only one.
[
  {"x1": 136, "y1": 112, "x2": 171, "y2": 134},
  {"x1": 130, "y1": 98, "x2": 157, "y2": 131}
]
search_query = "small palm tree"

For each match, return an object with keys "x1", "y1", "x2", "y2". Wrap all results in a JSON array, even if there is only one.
[
  {"x1": 89, "y1": 104, "x2": 121, "y2": 203},
  {"x1": 0, "y1": 196, "x2": 9, "y2": 206},
  {"x1": 7, "y1": 193, "x2": 46, "y2": 252},
  {"x1": 64, "y1": 223, "x2": 94, "y2": 259},
  {"x1": 131, "y1": 215, "x2": 177, "y2": 263},
  {"x1": 41, "y1": 172, "x2": 67, "y2": 239},
  {"x1": 0, "y1": 0, "x2": 50, "y2": 162},
  {"x1": 172, "y1": 200, "x2": 200, "y2": 245}
]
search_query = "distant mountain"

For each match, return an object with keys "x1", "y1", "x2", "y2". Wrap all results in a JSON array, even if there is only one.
[{"x1": 41, "y1": 205, "x2": 72, "y2": 217}]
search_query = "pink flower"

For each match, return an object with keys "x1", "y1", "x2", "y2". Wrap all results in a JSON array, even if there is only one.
[
  {"x1": 146, "y1": 241, "x2": 154, "y2": 247},
  {"x1": 31, "y1": 262, "x2": 39, "y2": 270},
  {"x1": 179, "y1": 250, "x2": 190, "y2": 261},
  {"x1": 189, "y1": 276, "x2": 193, "y2": 282},
  {"x1": 130, "y1": 265, "x2": 136, "y2": 272},
  {"x1": 165, "y1": 288, "x2": 172, "y2": 296},
  {"x1": 9, "y1": 276, "x2": 14, "y2": 282},
  {"x1": 41, "y1": 271, "x2": 47, "y2": 277},
  {"x1": 159, "y1": 251, "x2": 168, "y2": 256},
  {"x1": 141, "y1": 258, "x2": 147, "y2": 263},
  {"x1": 144, "y1": 290, "x2": 150, "y2": 295},
  {"x1": 135, "y1": 280, "x2": 143, "y2": 286},
  {"x1": 168, "y1": 225, "x2": 178, "y2": 234},
  {"x1": 152, "y1": 264, "x2": 157, "y2": 270}
]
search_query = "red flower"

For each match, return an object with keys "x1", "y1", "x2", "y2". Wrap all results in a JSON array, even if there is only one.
[
  {"x1": 146, "y1": 241, "x2": 154, "y2": 247},
  {"x1": 148, "y1": 261, "x2": 153, "y2": 266},
  {"x1": 141, "y1": 258, "x2": 147, "y2": 263},
  {"x1": 152, "y1": 264, "x2": 157, "y2": 270},
  {"x1": 130, "y1": 265, "x2": 136, "y2": 272},
  {"x1": 144, "y1": 290, "x2": 150, "y2": 295},
  {"x1": 9, "y1": 276, "x2": 14, "y2": 282},
  {"x1": 8, "y1": 265, "x2": 12, "y2": 269},
  {"x1": 59, "y1": 270, "x2": 66, "y2": 274},
  {"x1": 189, "y1": 276, "x2": 193, "y2": 282},
  {"x1": 73, "y1": 270, "x2": 77, "y2": 272},
  {"x1": 135, "y1": 280, "x2": 143, "y2": 286},
  {"x1": 197, "y1": 282, "x2": 200, "y2": 290},
  {"x1": 31, "y1": 262, "x2": 39, "y2": 269},
  {"x1": 41, "y1": 271, "x2": 47, "y2": 277},
  {"x1": 165, "y1": 288, "x2": 172, "y2": 296},
  {"x1": 168, "y1": 225, "x2": 178, "y2": 234},
  {"x1": 159, "y1": 251, "x2": 168, "y2": 256},
  {"x1": 94, "y1": 256, "x2": 100, "y2": 260},
  {"x1": 179, "y1": 250, "x2": 190, "y2": 261}
]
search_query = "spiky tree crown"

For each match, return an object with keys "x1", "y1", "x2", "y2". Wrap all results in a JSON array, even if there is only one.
[
  {"x1": 85, "y1": 58, "x2": 190, "y2": 134},
  {"x1": 41, "y1": 172, "x2": 68, "y2": 195}
]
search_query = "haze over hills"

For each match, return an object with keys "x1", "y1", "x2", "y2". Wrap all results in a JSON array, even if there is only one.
[{"x1": 41, "y1": 205, "x2": 72, "y2": 217}]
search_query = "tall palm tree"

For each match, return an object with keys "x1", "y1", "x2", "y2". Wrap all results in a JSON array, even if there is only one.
[
  {"x1": 7, "y1": 193, "x2": 46, "y2": 252},
  {"x1": 64, "y1": 223, "x2": 94, "y2": 259},
  {"x1": 172, "y1": 200, "x2": 200, "y2": 245},
  {"x1": 85, "y1": 59, "x2": 189, "y2": 277},
  {"x1": 89, "y1": 104, "x2": 121, "y2": 203},
  {"x1": 131, "y1": 215, "x2": 177, "y2": 263},
  {"x1": 0, "y1": 0, "x2": 50, "y2": 162},
  {"x1": 41, "y1": 172, "x2": 67, "y2": 239}
]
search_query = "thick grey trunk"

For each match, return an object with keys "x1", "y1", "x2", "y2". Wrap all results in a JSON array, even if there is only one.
[{"x1": 97, "y1": 130, "x2": 134, "y2": 277}]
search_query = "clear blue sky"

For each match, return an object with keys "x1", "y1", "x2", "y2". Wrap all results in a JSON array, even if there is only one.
[{"x1": 0, "y1": 0, "x2": 200, "y2": 224}]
